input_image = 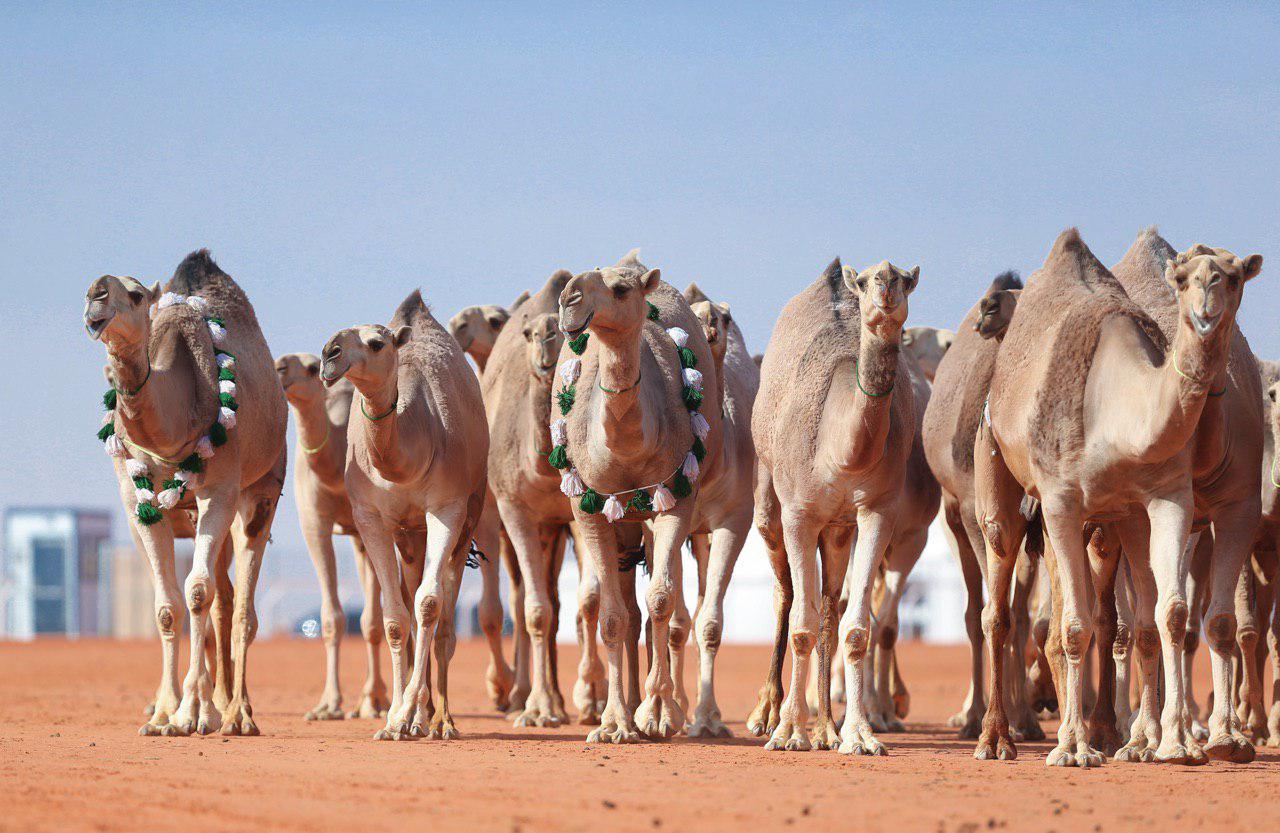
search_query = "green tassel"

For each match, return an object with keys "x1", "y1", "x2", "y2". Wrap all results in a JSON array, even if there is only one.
[
  {"x1": 627, "y1": 490, "x2": 653, "y2": 513},
  {"x1": 103, "y1": 388, "x2": 117, "y2": 411},
  {"x1": 207, "y1": 316, "x2": 225, "y2": 327},
  {"x1": 579, "y1": 489, "x2": 604, "y2": 514},
  {"x1": 209, "y1": 422, "x2": 228, "y2": 447},
  {"x1": 132, "y1": 475, "x2": 154, "y2": 491},
  {"x1": 97, "y1": 422, "x2": 115, "y2": 442},
  {"x1": 548, "y1": 444, "x2": 570, "y2": 469},
  {"x1": 136, "y1": 503, "x2": 163, "y2": 526},
  {"x1": 179, "y1": 454, "x2": 204, "y2": 474},
  {"x1": 556, "y1": 384, "x2": 576, "y2": 416},
  {"x1": 682, "y1": 386, "x2": 704, "y2": 411},
  {"x1": 218, "y1": 367, "x2": 235, "y2": 382},
  {"x1": 679, "y1": 347, "x2": 697, "y2": 369},
  {"x1": 162, "y1": 478, "x2": 183, "y2": 493},
  {"x1": 692, "y1": 437, "x2": 706, "y2": 462},
  {"x1": 647, "y1": 302, "x2": 660, "y2": 322},
  {"x1": 672, "y1": 472, "x2": 692, "y2": 499},
  {"x1": 568, "y1": 332, "x2": 589, "y2": 355},
  {"x1": 220, "y1": 393, "x2": 239, "y2": 410}
]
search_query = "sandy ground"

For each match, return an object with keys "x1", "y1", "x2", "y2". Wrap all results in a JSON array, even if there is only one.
[{"x1": 0, "y1": 637, "x2": 1276, "y2": 833}]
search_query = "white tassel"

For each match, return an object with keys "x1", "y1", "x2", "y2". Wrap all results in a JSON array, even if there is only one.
[
  {"x1": 683, "y1": 368, "x2": 703, "y2": 391},
  {"x1": 208, "y1": 321, "x2": 227, "y2": 345},
  {"x1": 158, "y1": 292, "x2": 185, "y2": 309},
  {"x1": 126, "y1": 459, "x2": 149, "y2": 479},
  {"x1": 682, "y1": 452, "x2": 700, "y2": 481},
  {"x1": 157, "y1": 487, "x2": 183, "y2": 509},
  {"x1": 216, "y1": 352, "x2": 235, "y2": 370},
  {"x1": 560, "y1": 468, "x2": 586, "y2": 498},
  {"x1": 219, "y1": 380, "x2": 236, "y2": 397},
  {"x1": 666, "y1": 327, "x2": 689, "y2": 348},
  {"x1": 135, "y1": 488, "x2": 155, "y2": 503},
  {"x1": 651, "y1": 484, "x2": 676, "y2": 512},
  {"x1": 690, "y1": 412, "x2": 710, "y2": 440},
  {"x1": 550, "y1": 419, "x2": 568, "y2": 446},
  {"x1": 603, "y1": 495, "x2": 626, "y2": 523},
  {"x1": 218, "y1": 406, "x2": 237, "y2": 429},
  {"x1": 105, "y1": 435, "x2": 126, "y2": 457},
  {"x1": 559, "y1": 357, "x2": 581, "y2": 386},
  {"x1": 173, "y1": 470, "x2": 193, "y2": 484},
  {"x1": 196, "y1": 437, "x2": 215, "y2": 459},
  {"x1": 185, "y1": 296, "x2": 209, "y2": 315}
]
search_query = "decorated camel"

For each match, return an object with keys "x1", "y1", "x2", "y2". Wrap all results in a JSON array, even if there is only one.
[
  {"x1": 977, "y1": 228, "x2": 1261, "y2": 767},
  {"x1": 275, "y1": 353, "x2": 389, "y2": 720},
  {"x1": 85, "y1": 250, "x2": 287, "y2": 736},
  {"x1": 748, "y1": 257, "x2": 922, "y2": 753},
  {"x1": 551, "y1": 250, "x2": 724, "y2": 742},
  {"x1": 320, "y1": 290, "x2": 488, "y2": 740}
]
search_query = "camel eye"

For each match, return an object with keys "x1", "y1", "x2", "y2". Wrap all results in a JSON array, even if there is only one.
[{"x1": 612, "y1": 283, "x2": 631, "y2": 298}]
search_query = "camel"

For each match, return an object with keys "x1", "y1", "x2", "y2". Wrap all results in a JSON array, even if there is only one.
[
  {"x1": 921, "y1": 273, "x2": 1045, "y2": 748},
  {"x1": 275, "y1": 353, "x2": 390, "y2": 720},
  {"x1": 658, "y1": 282, "x2": 759, "y2": 737},
  {"x1": 902, "y1": 326, "x2": 955, "y2": 382},
  {"x1": 449, "y1": 300, "x2": 519, "y2": 373},
  {"x1": 84, "y1": 250, "x2": 287, "y2": 736},
  {"x1": 976, "y1": 228, "x2": 1262, "y2": 767},
  {"x1": 485, "y1": 269, "x2": 633, "y2": 727},
  {"x1": 319, "y1": 290, "x2": 488, "y2": 740},
  {"x1": 553, "y1": 250, "x2": 725, "y2": 742},
  {"x1": 748, "y1": 257, "x2": 922, "y2": 753}
]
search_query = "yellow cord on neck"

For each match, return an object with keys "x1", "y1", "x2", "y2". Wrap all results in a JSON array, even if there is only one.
[
  {"x1": 300, "y1": 422, "x2": 330, "y2": 455},
  {"x1": 119, "y1": 435, "x2": 187, "y2": 465},
  {"x1": 1172, "y1": 348, "x2": 1226, "y2": 396}
]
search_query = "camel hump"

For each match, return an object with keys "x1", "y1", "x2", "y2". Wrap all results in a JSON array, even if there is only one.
[
  {"x1": 169, "y1": 248, "x2": 227, "y2": 294},
  {"x1": 987, "y1": 270, "x2": 1022, "y2": 293},
  {"x1": 510, "y1": 289, "x2": 531, "y2": 310},
  {"x1": 542, "y1": 269, "x2": 573, "y2": 297},
  {"x1": 390, "y1": 288, "x2": 432, "y2": 331},
  {"x1": 616, "y1": 248, "x2": 643, "y2": 267}
]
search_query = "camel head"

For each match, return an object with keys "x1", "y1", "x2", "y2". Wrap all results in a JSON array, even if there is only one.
[
  {"x1": 83, "y1": 274, "x2": 160, "y2": 348},
  {"x1": 449, "y1": 304, "x2": 509, "y2": 364},
  {"x1": 1267, "y1": 380, "x2": 1280, "y2": 435},
  {"x1": 558, "y1": 249, "x2": 661, "y2": 342},
  {"x1": 902, "y1": 326, "x2": 954, "y2": 381},
  {"x1": 844, "y1": 261, "x2": 919, "y2": 335},
  {"x1": 1165, "y1": 245, "x2": 1262, "y2": 341},
  {"x1": 274, "y1": 353, "x2": 324, "y2": 405},
  {"x1": 976, "y1": 288, "x2": 1021, "y2": 341},
  {"x1": 521, "y1": 312, "x2": 562, "y2": 381},
  {"x1": 319, "y1": 324, "x2": 411, "y2": 389},
  {"x1": 691, "y1": 300, "x2": 732, "y2": 366}
]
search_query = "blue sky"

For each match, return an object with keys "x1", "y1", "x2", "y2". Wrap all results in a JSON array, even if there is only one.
[{"x1": 2, "y1": 3, "x2": 1277, "y2": 593}]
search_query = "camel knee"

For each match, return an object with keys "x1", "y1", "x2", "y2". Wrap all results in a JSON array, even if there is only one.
[
  {"x1": 415, "y1": 593, "x2": 441, "y2": 628},
  {"x1": 1113, "y1": 623, "x2": 1132, "y2": 660},
  {"x1": 697, "y1": 615, "x2": 723, "y2": 653},
  {"x1": 184, "y1": 576, "x2": 211, "y2": 615},
  {"x1": 322, "y1": 605, "x2": 346, "y2": 644},
  {"x1": 878, "y1": 623, "x2": 897, "y2": 651},
  {"x1": 980, "y1": 515, "x2": 1013, "y2": 559},
  {"x1": 234, "y1": 607, "x2": 258, "y2": 644},
  {"x1": 842, "y1": 626, "x2": 869, "y2": 660},
  {"x1": 525, "y1": 602, "x2": 552, "y2": 636},
  {"x1": 383, "y1": 614, "x2": 408, "y2": 650},
  {"x1": 600, "y1": 612, "x2": 626, "y2": 646},
  {"x1": 1206, "y1": 612, "x2": 1237, "y2": 654},
  {"x1": 981, "y1": 605, "x2": 1009, "y2": 644},
  {"x1": 361, "y1": 607, "x2": 382, "y2": 643},
  {"x1": 646, "y1": 586, "x2": 674, "y2": 622},
  {"x1": 1062, "y1": 619, "x2": 1090, "y2": 662},
  {"x1": 578, "y1": 590, "x2": 601, "y2": 623},
  {"x1": 155, "y1": 603, "x2": 184, "y2": 637},
  {"x1": 1184, "y1": 626, "x2": 1200, "y2": 655},
  {"x1": 1136, "y1": 627, "x2": 1160, "y2": 660},
  {"x1": 1159, "y1": 599, "x2": 1189, "y2": 645}
]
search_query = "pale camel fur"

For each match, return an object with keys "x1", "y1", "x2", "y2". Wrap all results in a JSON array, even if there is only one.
[
  {"x1": 320, "y1": 290, "x2": 488, "y2": 741},
  {"x1": 84, "y1": 250, "x2": 287, "y2": 736},
  {"x1": 902, "y1": 326, "x2": 955, "y2": 383}
]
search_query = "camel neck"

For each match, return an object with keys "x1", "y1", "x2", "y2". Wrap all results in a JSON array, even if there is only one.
[
  {"x1": 109, "y1": 336, "x2": 197, "y2": 461},
  {"x1": 355, "y1": 374, "x2": 426, "y2": 484},
  {"x1": 470, "y1": 350, "x2": 489, "y2": 375},
  {"x1": 292, "y1": 396, "x2": 344, "y2": 482},
  {"x1": 838, "y1": 327, "x2": 901, "y2": 472},
  {"x1": 594, "y1": 329, "x2": 647, "y2": 455}
]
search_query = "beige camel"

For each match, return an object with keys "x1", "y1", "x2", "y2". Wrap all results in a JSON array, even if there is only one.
[
  {"x1": 921, "y1": 273, "x2": 1044, "y2": 747},
  {"x1": 749, "y1": 257, "x2": 922, "y2": 753},
  {"x1": 977, "y1": 228, "x2": 1261, "y2": 767},
  {"x1": 659, "y1": 283, "x2": 759, "y2": 737},
  {"x1": 84, "y1": 250, "x2": 286, "y2": 736},
  {"x1": 275, "y1": 354, "x2": 390, "y2": 720},
  {"x1": 902, "y1": 326, "x2": 955, "y2": 382},
  {"x1": 449, "y1": 304, "x2": 512, "y2": 373},
  {"x1": 320, "y1": 290, "x2": 488, "y2": 741},
  {"x1": 553, "y1": 250, "x2": 724, "y2": 743}
]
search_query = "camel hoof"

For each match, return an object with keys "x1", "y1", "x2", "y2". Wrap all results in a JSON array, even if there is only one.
[
  {"x1": 408, "y1": 723, "x2": 427, "y2": 739},
  {"x1": 305, "y1": 705, "x2": 346, "y2": 721},
  {"x1": 586, "y1": 722, "x2": 641, "y2": 744},
  {"x1": 765, "y1": 722, "x2": 810, "y2": 752},
  {"x1": 688, "y1": 717, "x2": 732, "y2": 739},
  {"x1": 957, "y1": 719, "x2": 983, "y2": 740},
  {"x1": 486, "y1": 664, "x2": 516, "y2": 713},
  {"x1": 434, "y1": 720, "x2": 460, "y2": 741},
  {"x1": 1205, "y1": 736, "x2": 1255, "y2": 764},
  {"x1": 1189, "y1": 720, "x2": 1210, "y2": 742},
  {"x1": 1018, "y1": 720, "x2": 1046, "y2": 742},
  {"x1": 1046, "y1": 747, "x2": 1074, "y2": 767},
  {"x1": 139, "y1": 723, "x2": 162, "y2": 737},
  {"x1": 196, "y1": 718, "x2": 218, "y2": 736},
  {"x1": 809, "y1": 724, "x2": 840, "y2": 750},
  {"x1": 577, "y1": 700, "x2": 604, "y2": 726},
  {"x1": 373, "y1": 728, "x2": 395, "y2": 741},
  {"x1": 837, "y1": 738, "x2": 886, "y2": 756},
  {"x1": 974, "y1": 730, "x2": 1015, "y2": 762},
  {"x1": 1075, "y1": 750, "x2": 1105, "y2": 768}
]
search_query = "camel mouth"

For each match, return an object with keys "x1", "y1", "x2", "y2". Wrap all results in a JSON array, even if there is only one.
[
  {"x1": 562, "y1": 311, "x2": 594, "y2": 340},
  {"x1": 1190, "y1": 310, "x2": 1220, "y2": 337},
  {"x1": 85, "y1": 315, "x2": 111, "y2": 340}
]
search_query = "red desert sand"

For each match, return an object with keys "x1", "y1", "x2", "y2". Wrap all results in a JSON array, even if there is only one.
[{"x1": 0, "y1": 638, "x2": 1275, "y2": 832}]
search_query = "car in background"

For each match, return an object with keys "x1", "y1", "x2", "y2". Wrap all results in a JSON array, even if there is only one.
[{"x1": 293, "y1": 608, "x2": 364, "y2": 639}]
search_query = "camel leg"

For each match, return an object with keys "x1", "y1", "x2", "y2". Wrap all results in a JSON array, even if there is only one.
[
  {"x1": 634, "y1": 507, "x2": 694, "y2": 740},
  {"x1": 570, "y1": 523, "x2": 607, "y2": 724},
  {"x1": 429, "y1": 537, "x2": 467, "y2": 741},
  {"x1": 1085, "y1": 526, "x2": 1124, "y2": 756},
  {"x1": 1029, "y1": 562, "x2": 1058, "y2": 717},
  {"x1": 747, "y1": 468, "x2": 790, "y2": 737},
  {"x1": 500, "y1": 502, "x2": 567, "y2": 728},
  {"x1": 300, "y1": 513, "x2": 346, "y2": 721},
  {"x1": 667, "y1": 552, "x2": 693, "y2": 721},
  {"x1": 473, "y1": 505, "x2": 514, "y2": 712},
  {"x1": 1266, "y1": 549, "x2": 1280, "y2": 746},
  {"x1": 1184, "y1": 532, "x2": 1212, "y2": 740},
  {"x1": 1007, "y1": 547, "x2": 1044, "y2": 741},
  {"x1": 868, "y1": 529, "x2": 927, "y2": 733},
  {"x1": 946, "y1": 498, "x2": 987, "y2": 738},
  {"x1": 836, "y1": 506, "x2": 894, "y2": 756},
  {"x1": 546, "y1": 528, "x2": 568, "y2": 718},
  {"x1": 349, "y1": 536, "x2": 390, "y2": 718},
  {"x1": 688, "y1": 516, "x2": 749, "y2": 738},
  {"x1": 764, "y1": 510, "x2": 821, "y2": 752},
  {"x1": 832, "y1": 568, "x2": 851, "y2": 706},
  {"x1": 1202, "y1": 501, "x2": 1259, "y2": 763},
  {"x1": 1114, "y1": 516, "x2": 1161, "y2": 762},
  {"x1": 1112, "y1": 560, "x2": 1135, "y2": 736},
  {"x1": 133, "y1": 517, "x2": 185, "y2": 735},
  {"x1": 171, "y1": 489, "x2": 237, "y2": 736},
  {"x1": 501, "y1": 529, "x2": 531, "y2": 715},
  {"x1": 812, "y1": 526, "x2": 853, "y2": 750},
  {"x1": 352, "y1": 514, "x2": 414, "y2": 741},
  {"x1": 1234, "y1": 564, "x2": 1266, "y2": 742},
  {"x1": 209, "y1": 538, "x2": 235, "y2": 714}
]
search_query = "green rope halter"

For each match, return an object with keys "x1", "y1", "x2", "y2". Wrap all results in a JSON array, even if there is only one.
[
  {"x1": 360, "y1": 395, "x2": 398, "y2": 421},
  {"x1": 853, "y1": 357, "x2": 892, "y2": 397}
]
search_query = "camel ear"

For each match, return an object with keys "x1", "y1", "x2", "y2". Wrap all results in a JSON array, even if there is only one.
[
  {"x1": 902, "y1": 266, "x2": 920, "y2": 295},
  {"x1": 1268, "y1": 385, "x2": 1277, "y2": 403},
  {"x1": 1241, "y1": 254, "x2": 1263, "y2": 282},
  {"x1": 842, "y1": 265, "x2": 867, "y2": 293},
  {"x1": 638, "y1": 268, "x2": 661, "y2": 295},
  {"x1": 392, "y1": 326, "x2": 413, "y2": 347},
  {"x1": 901, "y1": 329, "x2": 915, "y2": 346},
  {"x1": 1164, "y1": 259, "x2": 1185, "y2": 290},
  {"x1": 939, "y1": 332, "x2": 955, "y2": 353},
  {"x1": 716, "y1": 301, "x2": 732, "y2": 323}
]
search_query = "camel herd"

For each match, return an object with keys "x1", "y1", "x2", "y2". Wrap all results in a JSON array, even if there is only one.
[{"x1": 81, "y1": 228, "x2": 1279, "y2": 768}]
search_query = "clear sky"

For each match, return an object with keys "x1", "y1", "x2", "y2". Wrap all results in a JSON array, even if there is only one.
[{"x1": 3, "y1": 3, "x2": 1278, "y2": 609}]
